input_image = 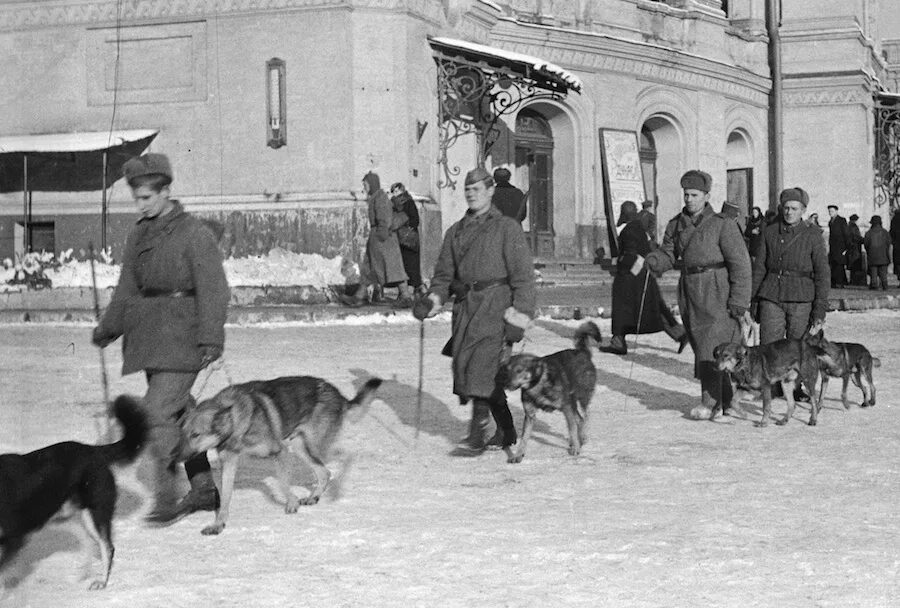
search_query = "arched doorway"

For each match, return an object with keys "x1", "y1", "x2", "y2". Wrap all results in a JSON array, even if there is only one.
[
  {"x1": 515, "y1": 109, "x2": 555, "y2": 257},
  {"x1": 640, "y1": 115, "x2": 684, "y2": 228},
  {"x1": 726, "y1": 129, "x2": 754, "y2": 215}
]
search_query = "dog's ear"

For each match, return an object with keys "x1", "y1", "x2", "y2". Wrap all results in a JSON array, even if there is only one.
[
  {"x1": 736, "y1": 344, "x2": 746, "y2": 358},
  {"x1": 532, "y1": 358, "x2": 546, "y2": 379},
  {"x1": 713, "y1": 344, "x2": 721, "y2": 359}
]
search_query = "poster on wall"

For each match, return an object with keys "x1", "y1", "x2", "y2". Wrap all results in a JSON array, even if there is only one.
[{"x1": 599, "y1": 129, "x2": 648, "y2": 258}]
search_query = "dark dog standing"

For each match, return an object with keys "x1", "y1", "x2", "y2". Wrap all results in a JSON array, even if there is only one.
[
  {"x1": 805, "y1": 330, "x2": 880, "y2": 409},
  {"x1": 0, "y1": 395, "x2": 147, "y2": 590},
  {"x1": 714, "y1": 339, "x2": 821, "y2": 427},
  {"x1": 499, "y1": 321, "x2": 602, "y2": 463}
]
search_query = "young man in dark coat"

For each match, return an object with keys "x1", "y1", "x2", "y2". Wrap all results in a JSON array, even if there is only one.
[
  {"x1": 602, "y1": 200, "x2": 687, "y2": 355},
  {"x1": 645, "y1": 170, "x2": 752, "y2": 418},
  {"x1": 864, "y1": 215, "x2": 891, "y2": 290},
  {"x1": 414, "y1": 167, "x2": 535, "y2": 457},
  {"x1": 491, "y1": 167, "x2": 527, "y2": 223},
  {"x1": 827, "y1": 204, "x2": 851, "y2": 288},
  {"x1": 92, "y1": 153, "x2": 230, "y2": 524},
  {"x1": 752, "y1": 188, "x2": 830, "y2": 343}
]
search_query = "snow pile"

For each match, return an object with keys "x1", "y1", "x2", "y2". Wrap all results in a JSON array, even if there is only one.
[
  {"x1": 6, "y1": 248, "x2": 355, "y2": 291},
  {"x1": 223, "y1": 248, "x2": 352, "y2": 288}
]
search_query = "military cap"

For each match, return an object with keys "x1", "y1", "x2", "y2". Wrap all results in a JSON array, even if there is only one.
[
  {"x1": 641, "y1": 200, "x2": 654, "y2": 209},
  {"x1": 827, "y1": 204, "x2": 838, "y2": 211},
  {"x1": 123, "y1": 153, "x2": 173, "y2": 181},
  {"x1": 680, "y1": 170, "x2": 712, "y2": 193},
  {"x1": 465, "y1": 166, "x2": 493, "y2": 187},
  {"x1": 779, "y1": 187, "x2": 809, "y2": 206},
  {"x1": 849, "y1": 214, "x2": 859, "y2": 222}
]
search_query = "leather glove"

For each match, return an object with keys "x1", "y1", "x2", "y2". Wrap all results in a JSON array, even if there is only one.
[
  {"x1": 92, "y1": 326, "x2": 115, "y2": 348},
  {"x1": 728, "y1": 305, "x2": 748, "y2": 321},
  {"x1": 412, "y1": 293, "x2": 441, "y2": 321},
  {"x1": 199, "y1": 344, "x2": 223, "y2": 369},
  {"x1": 504, "y1": 323, "x2": 526, "y2": 344}
]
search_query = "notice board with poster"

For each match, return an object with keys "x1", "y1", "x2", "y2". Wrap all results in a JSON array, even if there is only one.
[{"x1": 598, "y1": 129, "x2": 648, "y2": 258}]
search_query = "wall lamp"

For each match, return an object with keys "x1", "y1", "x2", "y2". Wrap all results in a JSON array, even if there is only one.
[{"x1": 266, "y1": 57, "x2": 287, "y2": 149}]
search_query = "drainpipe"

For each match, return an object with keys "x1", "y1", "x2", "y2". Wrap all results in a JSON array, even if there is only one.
[{"x1": 766, "y1": 0, "x2": 783, "y2": 208}]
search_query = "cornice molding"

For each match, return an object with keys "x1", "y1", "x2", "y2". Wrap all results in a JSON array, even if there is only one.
[
  {"x1": 783, "y1": 79, "x2": 875, "y2": 108},
  {"x1": 493, "y1": 32, "x2": 769, "y2": 107},
  {"x1": 0, "y1": 0, "x2": 446, "y2": 31}
]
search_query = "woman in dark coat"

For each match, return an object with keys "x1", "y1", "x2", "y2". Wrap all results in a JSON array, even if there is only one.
[
  {"x1": 847, "y1": 214, "x2": 867, "y2": 286},
  {"x1": 602, "y1": 200, "x2": 687, "y2": 355},
  {"x1": 93, "y1": 153, "x2": 230, "y2": 524},
  {"x1": 389, "y1": 182, "x2": 422, "y2": 293}
]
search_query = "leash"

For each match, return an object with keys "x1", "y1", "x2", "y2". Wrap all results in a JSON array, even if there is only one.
[
  {"x1": 625, "y1": 267, "x2": 652, "y2": 412},
  {"x1": 88, "y1": 242, "x2": 111, "y2": 439},
  {"x1": 414, "y1": 320, "x2": 424, "y2": 441}
]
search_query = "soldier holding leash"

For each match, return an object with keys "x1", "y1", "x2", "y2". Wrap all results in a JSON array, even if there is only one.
[
  {"x1": 644, "y1": 170, "x2": 752, "y2": 418},
  {"x1": 413, "y1": 167, "x2": 535, "y2": 457}
]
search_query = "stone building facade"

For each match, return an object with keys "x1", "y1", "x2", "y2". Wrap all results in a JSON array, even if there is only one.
[{"x1": 0, "y1": 0, "x2": 897, "y2": 265}]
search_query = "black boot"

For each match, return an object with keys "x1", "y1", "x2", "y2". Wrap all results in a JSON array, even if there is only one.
[
  {"x1": 451, "y1": 401, "x2": 491, "y2": 456},
  {"x1": 600, "y1": 335, "x2": 627, "y2": 355},
  {"x1": 175, "y1": 454, "x2": 220, "y2": 514}
]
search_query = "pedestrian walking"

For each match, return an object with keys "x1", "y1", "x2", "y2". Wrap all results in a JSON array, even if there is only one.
[
  {"x1": 745, "y1": 206, "x2": 764, "y2": 261},
  {"x1": 601, "y1": 200, "x2": 688, "y2": 355},
  {"x1": 890, "y1": 211, "x2": 900, "y2": 286},
  {"x1": 847, "y1": 214, "x2": 867, "y2": 286},
  {"x1": 750, "y1": 187, "x2": 829, "y2": 401},
  {"x1": 413, "y1": 167, "x2": 535, "y2": 457},
  {"x1": 644, "y1": 170, "x2": 752, "y2": 418},
  {"x1": 638, "y1": 199, "x2": 657, "y2": 244},
  {"x1": 491, "y1": 167, "x2": 527, "y2": 223},
  {"x1": 389, "y1": 182, "x2": 424, "y2": 295},
  {"x1": 864, "y1": 215, "x2": 891, "y2": 290},
  {"x1": 341, "y1": 172, "x2": 411, "y2": 307},
  {"x1": 91, "y1": 153, "x2": 230, "y2": 525},
  {"x1": 827, "y1": 204, "x2": 851, "y2": 288}
]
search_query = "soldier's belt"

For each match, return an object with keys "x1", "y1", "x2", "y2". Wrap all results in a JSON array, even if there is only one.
[
  {"x1": 140, "y1": 288, "x2": 196, "y2": 298},
  {"x1": 771, "y1": 269, "x2": 813, "y2": 279},
  {"x1": 684, "y1": 262, "x2": 726, "y2": 275}
]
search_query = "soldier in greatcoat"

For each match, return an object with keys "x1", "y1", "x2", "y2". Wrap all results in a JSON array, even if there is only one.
[
  {"x1": 414, "y1": 167, "x2": 535, "y2": 457},
  {"x1": 644, "y1": 170, "x2": 752, "y2": 417},
  {"x1": 92, "y1": 153, "x2": 230, "y2": 524}
]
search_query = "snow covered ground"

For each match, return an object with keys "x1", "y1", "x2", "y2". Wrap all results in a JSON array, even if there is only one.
[{"x1": 1, "y1": 310, "x2": 900, "y2": 607}]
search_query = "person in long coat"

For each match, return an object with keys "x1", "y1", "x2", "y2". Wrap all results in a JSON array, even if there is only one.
[
  {"x1": 342, "y1": 172, "x2": 410, "y2": 306},
  {"x1": 645, "y1": 170, "x2": 752, "y2": 417},
  {"x1": 601, "y1": 200, "x2": 687, "y2": 355},
  {"x1": 847, "y1": 214, "x2": 867, "y2": 286},
  {"x1": 92, "y1": 153, "x2": 230, "y2": 524},
  {"x1": 389, "y1": 182, "x2": 422, "y2": 293},
  {"x1": 491, "y1": 167, "x2": 527, "y2": 223},
  {"x1": 864, "y1": 215, "x2": 891, "y2": 290},
  {"x1": 827, "y1": 204, "x2": 851, "y2": 288},
  {"x1": 414, "y1": 167, "x2": 536, "y2": 457},
  {"x1": 744, "y1": 206, "x2": 764, "y2": 261},
  {"x1": 890, "y1": 211, "x2": 900, "y2": 285}
]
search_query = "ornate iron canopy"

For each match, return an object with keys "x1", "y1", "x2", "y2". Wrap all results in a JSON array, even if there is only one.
[
  {"x1": 429, "y1": 37, "x2": 581, "y2": 189},
  {"x1": 875, "y1": 92, "x2": 900, "y2": 212}
]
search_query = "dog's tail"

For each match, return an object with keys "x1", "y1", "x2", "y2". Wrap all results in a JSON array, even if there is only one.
[
  {"x1": 349, "y1": 378, "x2": 383, "y2": 409},
  {"x1": 98, "y1": 394, "x2": 149, "y2": 464},
  {"x1": 574, "y1": 321, "x2": 603, "y2": 354}
]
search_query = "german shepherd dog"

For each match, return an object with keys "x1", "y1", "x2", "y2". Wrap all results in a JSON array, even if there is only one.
[
  {"x1": 714, "y1": 339, "x2": 821, "y2": 427},
  {"x1": 181, "y1": 376, "x2": 382, "y2": 535},
  {"x1": 499, "y1": 321, "x2": 602, "y2": 463},
  {"x1": 805, "y1": 329, "x2": 880, "y2": 409},
  {"x1": 0, "y1": 395, "x2": 147, "y2": 590}
]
